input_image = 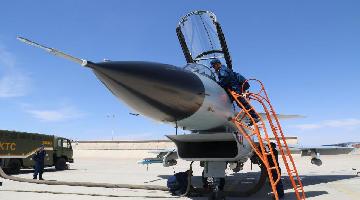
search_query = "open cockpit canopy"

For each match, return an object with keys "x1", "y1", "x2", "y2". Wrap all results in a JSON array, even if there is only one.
[{"x1": 176, "y1": 10, "x2": 232, "y2": 69}]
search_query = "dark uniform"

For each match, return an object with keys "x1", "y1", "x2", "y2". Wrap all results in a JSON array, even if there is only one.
[
  {"x1": 213, "y1": 62, "x2": 259, "y2": 123},
  {"x1": 268, "y1": 143, "x2": 284, "y2": 198},
  {"x1": 33, "y1": 146, "x2": 46, "y2": 180}
]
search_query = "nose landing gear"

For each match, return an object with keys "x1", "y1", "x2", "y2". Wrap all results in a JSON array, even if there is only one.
[{"x1": 207, "y1": 177, "x2": 226, "y2": 200}]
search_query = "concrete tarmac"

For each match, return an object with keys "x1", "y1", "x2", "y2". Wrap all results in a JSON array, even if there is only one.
[{"x1": 0, "y1": 149, "x2": 359, "y2": 200}]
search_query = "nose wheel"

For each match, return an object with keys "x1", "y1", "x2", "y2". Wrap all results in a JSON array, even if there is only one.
[
  {"x1": 207, "y1": 177, "x2": 226, "y2": 200},
  {"x1": 201, "y1": 161, "x2": 267, "y2": 199}
]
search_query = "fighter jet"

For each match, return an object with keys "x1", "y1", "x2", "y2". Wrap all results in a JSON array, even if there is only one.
[{"x1": 17, "y1": 10, "x2": 352, "y2": 200}]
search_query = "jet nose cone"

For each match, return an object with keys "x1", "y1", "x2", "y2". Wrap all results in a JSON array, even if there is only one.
[{"x1": 92, "y1": 61, "x2": 205, "y2": 122}]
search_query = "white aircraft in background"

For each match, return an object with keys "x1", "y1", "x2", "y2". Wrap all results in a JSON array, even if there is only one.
[{"x1": 139, "y1": 139, "x2": 355, "y2": 168}]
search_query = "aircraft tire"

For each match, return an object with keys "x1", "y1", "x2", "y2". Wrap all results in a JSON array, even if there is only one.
[
  {"x1": 242, "y1": 163, "x2": 267, "y2": 195},
  {"x1": 7, "y1": 159, "x2": 21, "y2": 174},
  {"x1": 202, "y1": 165, "x2": 266, "y2": 197},
  {"x1": 55, "y1": 158, "x2": 66, "y2": 171},
  {"x1": 209, "y1": 190, "x2": 225, "y2": 200}
]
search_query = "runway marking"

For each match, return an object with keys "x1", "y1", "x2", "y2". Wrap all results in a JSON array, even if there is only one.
[{"x1": 0, "y1": 189, "x2": 179, "y2": 199}]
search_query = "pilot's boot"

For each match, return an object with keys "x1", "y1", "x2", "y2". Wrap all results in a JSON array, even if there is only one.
[
  {"x1": 39, "y1": 172, "x2": 44, "y2": 180},
  {"x1": 236, "y1": 96, "x2": 260, "y2": 126},
  {"x1": 33, "y1": 171, "x2": 37, "y2": 179},
  {"x1": 276, "y1": 181, "x2": 285, "y2": 198},
  {"x1": 248, "y1": 110, "x2": 260, "y2": 126}
]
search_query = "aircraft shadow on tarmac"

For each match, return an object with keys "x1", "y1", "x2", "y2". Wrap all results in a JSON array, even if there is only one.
[
  {"x1": 157, "y1": 172, "x2": 357, "y2": 199},
  {"x1": 283, "y1": 174, "x2": 358, "y2": 190}
]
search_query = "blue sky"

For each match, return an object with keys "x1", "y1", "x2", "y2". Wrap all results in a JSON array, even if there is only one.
[{"x1": 0, "y1": 1, "x2": 359, "y2": 144}]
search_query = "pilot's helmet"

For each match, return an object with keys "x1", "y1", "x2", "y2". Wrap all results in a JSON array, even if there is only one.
[{"x1": 210, "y1": 59, "x2": 221, "y2": 66}]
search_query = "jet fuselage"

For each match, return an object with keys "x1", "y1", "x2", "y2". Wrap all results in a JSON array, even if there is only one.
[{"x1": 92, "y1": 61, "x2": 236, "y2": 131}]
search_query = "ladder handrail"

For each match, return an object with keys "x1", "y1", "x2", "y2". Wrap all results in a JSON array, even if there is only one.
[
  {"x1": 247, "y1": 80, "x2": 306, "y2": 199},
  {"x1": 228, "y1": 79, "x2": 306, "y2": 200},
  {"x1": 230, "y1": 91, "x2": 281, "y2": 198},
  {"x1": 249, "y1": 93, "x2": 305, "y2": 199}
]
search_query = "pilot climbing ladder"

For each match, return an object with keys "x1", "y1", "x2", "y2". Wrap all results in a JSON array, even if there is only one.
[{"x1": 229, "y1": 79, "x2": 306, "y2": 200}]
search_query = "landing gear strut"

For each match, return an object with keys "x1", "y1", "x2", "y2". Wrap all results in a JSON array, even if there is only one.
[
  {"x1": 207, "y1": 177, "x2": 225, "y2": 200},
  {"x1": 201, "y1": 160, "x2": 267, "y2": 199}
]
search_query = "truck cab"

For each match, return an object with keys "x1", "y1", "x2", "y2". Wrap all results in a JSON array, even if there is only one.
[{"x1": 54, "y1": 137, "x2": 74, "y2": 170}]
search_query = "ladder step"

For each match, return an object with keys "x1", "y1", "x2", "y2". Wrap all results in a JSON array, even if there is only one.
[
  {"x1": 269, "y1": 167, "x2": 277, "y2": 170},
  {"x1": 245, "y1": 108, "x2": 253, "y2": 112},
  {"x1": 248, "y1": 132, "x2": 257, "y2": 136},
  {"x1": 295, "y1": 184, "x2": 302, "y2": 189}
]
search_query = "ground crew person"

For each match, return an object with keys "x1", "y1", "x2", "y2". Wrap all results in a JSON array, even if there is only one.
[
  {"x1": 33, "y1": 145, "x2": 46, "y2": 180},
  {"x1": 210, "y1": 59, "x2": 260, "y2": 125},
  {"x1": 268, "y1": 142, "x2": 284, "y2": 199}
]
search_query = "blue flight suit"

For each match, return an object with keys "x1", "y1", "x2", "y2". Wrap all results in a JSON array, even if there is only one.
[
  {"x1": 216, "y1": 65, "x2": 249, "y2": 94},
  {"x1": 33, "y1": 149, "x2": 46, "y2": 180},
  {"x1": 215, "y1": 65, "x2": 258, "y2": 122}
]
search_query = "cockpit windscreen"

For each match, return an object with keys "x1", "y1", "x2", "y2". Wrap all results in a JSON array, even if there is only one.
[{"x1": 178, "y1": 11, "x2": 224, "y2": 62}]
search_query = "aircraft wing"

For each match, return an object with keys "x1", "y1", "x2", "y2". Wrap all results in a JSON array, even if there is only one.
[
  {"x1": 286, "y1": 145, "x2": 354, "y2": 166},
  {"x1": 138, "y1": 145, "x2": 354, "y2": 168},
  {"x1": 137, "y1": 148, "x2": 178, "y2": 167},
  {"x1": 239, "y1": 113, "x2": 305, "y2": 125},
  {"x1": 295, "y1": 145, "x2": 355, "y2": 156},
  {"x1": 258, "y1": 113, "x2": 305, "y2": 120}
]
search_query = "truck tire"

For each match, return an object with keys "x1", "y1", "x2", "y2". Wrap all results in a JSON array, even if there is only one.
[
  {"x1": 8, "y1": 159, "x2": 21, "y2": 174},
  {"x1": 55, "y1": 158, "x2": 66, "y2": 170}
]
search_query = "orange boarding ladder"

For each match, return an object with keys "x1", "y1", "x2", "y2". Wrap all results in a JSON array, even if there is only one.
[{"x1": 228, "y1": 79, "x2": 306, "y2": 200}]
